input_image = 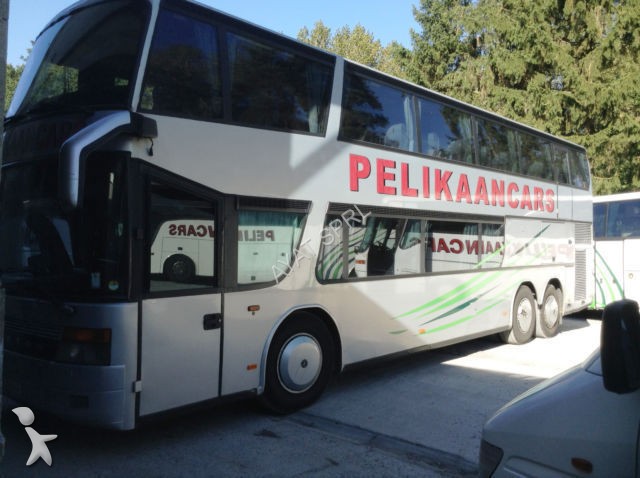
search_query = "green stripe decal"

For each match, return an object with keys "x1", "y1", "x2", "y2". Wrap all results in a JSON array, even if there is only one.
[{"x1": 391, "y1": 225, "x2": 551, "y2": 335}]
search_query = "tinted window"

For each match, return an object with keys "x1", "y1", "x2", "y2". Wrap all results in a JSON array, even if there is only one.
[
  {"x1": 147, "y1": 182, "x2": 217, "y2": 292},
  {"x1": 605, "y1": 200, "x2": 640, "y2": 238},
  {"x1": 316, "y1": 209, "x2": 504, "y2": 281},
  {"x1": 552, "y1": 145, "x2": 572, "y2": 184},
  {"x1": 568, "y1": 149, "x2": 590, "y2": 189},
  {"x1": 419, "y1": 98, "x2": 474, "y2": 163},
  {"x1": 341, "y1": 73, "x2": 416, "y2": 151},
  {"x1": 228, "y1": 33, "x2": 332, "y2": 134},
  {"x1": 9, "y1": 0, "x2": 147, "y2": 119},
  {"x1": 593, "y1": 203, "x2": 606, "y2": 238},
  {"x1": 238, "y1": 210, "x2": 306, "y2": 284},
  {"x1": 427, "y1": 221, "x2": 481, "y2": 272},
  {"x1": 476, "y1": 119, "x2": 517, "y2": 170},
  {"x1": 141, "y1": 10, "x2": 221, "y2": 120},
  {"x1": 519, "y1": 132, "x2": 552, "y2": 180}
]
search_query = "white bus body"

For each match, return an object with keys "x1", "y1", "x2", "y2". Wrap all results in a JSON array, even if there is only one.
[
  {"x1": 0, "y1": 0, "x2": 593, "y2": 430},
  {"x1": 593, "y1": 192, "x2": 640, "y2": 308}
]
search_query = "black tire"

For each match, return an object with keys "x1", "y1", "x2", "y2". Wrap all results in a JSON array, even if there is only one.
[
  {"x1": 163, "y1": 254, "x2": 195, "y2": 282},
  {"x1": 500, "y1": 286, "x2": 536, "y2": 345},
  {"x1": 261, "y1": 313, "x2": 335, "y2": 414},
  {"x1": 537, "y1": 284, "x2": 563, "y2": 338}
]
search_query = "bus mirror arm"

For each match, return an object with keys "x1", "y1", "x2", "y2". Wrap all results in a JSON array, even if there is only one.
[
  {"x1": 601, "y1": 299, "x2": 640, "y2": 394},
  {"x1": 59, "y1": 111, "x2": 158, "y2": 210}
]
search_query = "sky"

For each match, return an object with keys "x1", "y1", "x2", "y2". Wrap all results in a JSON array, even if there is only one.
[{"x1": 7, "y1": 0, "x2": 419, "y2": 66}]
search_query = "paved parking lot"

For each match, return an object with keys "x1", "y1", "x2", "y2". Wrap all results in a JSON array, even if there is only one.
[{"x1": 0, "y1": 316, "x2": 601, "y2": 477}]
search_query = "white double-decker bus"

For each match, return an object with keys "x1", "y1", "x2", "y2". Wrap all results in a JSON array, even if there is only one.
[
  {"x1": 592, "y1": 192, "x2": 640, "y2": 308},
  {"x1": 0, "y1": 0, "x2": 593, "y2": 430}
]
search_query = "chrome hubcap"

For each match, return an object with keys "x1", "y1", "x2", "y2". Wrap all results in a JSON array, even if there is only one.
[
  {"x1": 543, "y1": 296, "x2": 559, "y2": 328},
  {"x1": 277, "y1": 334, "x2": 322, "y2": 394},
  {"x1": 516, "y1": 298, "x2": 533, "y2": 333}
]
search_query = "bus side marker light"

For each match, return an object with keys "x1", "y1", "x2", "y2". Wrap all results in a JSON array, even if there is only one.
[
  {"x1": 247, "y1": 364, "x2": 258, "y2": 371},
  {"x1": 248, "y1": 305, "x2": 260, "y2": 316}
]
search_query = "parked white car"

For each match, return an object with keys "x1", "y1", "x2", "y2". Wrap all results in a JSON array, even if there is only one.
[{"x1": 480, "y1": 299, "x2": 640, "y2": 477}]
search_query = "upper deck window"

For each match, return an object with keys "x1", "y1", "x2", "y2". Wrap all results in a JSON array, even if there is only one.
[
  {"x1": 140, "y1": 6, "x2": 334, "y2": 135},
  {"x1": 341, "y1": 73, "x2": 417, "y2": 151},
  {"x1": 418, "y1": 98, "x2": 473, "y2": 163},
  {"x1": 140, "y1": 9, "x2": 222, "y2": 120},
  {"x1": 7, "y1": 0, "x2": 148, "y2": 120},
  {"x1": 339, "y1": 65, "x2": 590, "y2": 190},
  {"x1": 227, "y1": 33, "x2": 332, "y2": 134}
]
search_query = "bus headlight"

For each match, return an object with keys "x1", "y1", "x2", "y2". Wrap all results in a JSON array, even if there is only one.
[{"x1": 56, "y1": 327, "x2": 111, "y2": 365}]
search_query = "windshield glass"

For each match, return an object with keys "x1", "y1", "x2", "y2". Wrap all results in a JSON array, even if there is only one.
[
  {"x1": 0, "y1": 157, "x2": 130, "y2": 299},
  {"x1": 7, "y1": 0, "x2": 149, "y2": 119}
]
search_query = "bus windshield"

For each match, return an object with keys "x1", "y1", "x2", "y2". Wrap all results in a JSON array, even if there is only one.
[
  {"x1": 0, "y1": 157, "x2": 130, "y2": 299},
  {"x1": 7, "y1": 0, "x2": 149, "y2": 120}
]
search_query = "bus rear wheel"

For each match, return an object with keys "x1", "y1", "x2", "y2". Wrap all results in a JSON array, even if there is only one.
[
  {"x1": 500, "y1": 286, "x2": 536, "y2": 345},
  {"x1": 261, "y1": 313, "x2": 335, "y2": 414},
  {"x1": 537, "y1": 284, "x2": 562, "y2": 338}
]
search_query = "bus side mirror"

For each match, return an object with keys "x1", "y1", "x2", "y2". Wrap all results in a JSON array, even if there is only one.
[
  {"x1": 601, "y1": 299, "x2": 640, "y2": 394},
  {"x1": 60, "y1": 112, "x2": 157, "y2": 210}
]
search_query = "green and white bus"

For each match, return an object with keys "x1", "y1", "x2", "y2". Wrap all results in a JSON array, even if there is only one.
[
  {"x1": 592, "y1": 192, "x2": 640, "y2": 309},
  {"x1": 0, "y1": 0, "x2": 593, "y2": 430}
]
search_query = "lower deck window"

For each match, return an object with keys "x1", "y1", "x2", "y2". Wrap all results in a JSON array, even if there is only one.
[
  {"x1": 237, "y1": 210, "x2": 306, "y2": 284},
  {"x1": 316, "y1": 209, "x2": 504, "y2": 281}
]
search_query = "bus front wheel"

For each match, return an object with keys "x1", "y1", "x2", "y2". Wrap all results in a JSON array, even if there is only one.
[
  {"x1": 261, "y1": 313, "x2": 335, "y2": 414},
  {"x1": 500, "y1": 286, "x2": 536, "y2": 345},
  {"x1": 537, "y1": 284, "x2": 562, "y2": 338}
]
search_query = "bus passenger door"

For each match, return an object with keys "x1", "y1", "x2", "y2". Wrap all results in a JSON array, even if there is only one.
[{"x1": 139, "y1": 178, "x2": 223, "y2": 416}]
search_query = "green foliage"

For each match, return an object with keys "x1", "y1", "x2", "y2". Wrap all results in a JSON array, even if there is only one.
[
  {"x1": 297, "y1": 21, "x2": 411, "y2": 79},
  {"x1": 409, "y1": 0, "x2": 640, "y2": 194},
  {"x1": 5, "y1": 62, "x2": 23, "y2": 111}
]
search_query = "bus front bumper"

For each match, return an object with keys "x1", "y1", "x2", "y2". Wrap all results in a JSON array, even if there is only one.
[{"x1": 4, "y1": 351, "x2": 131, "y2": 430}]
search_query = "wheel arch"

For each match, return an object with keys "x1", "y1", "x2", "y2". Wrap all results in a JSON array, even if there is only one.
[
  {"x1": 258, "y1": 305, "x2": 342, "y2": 394},
  {"x1": 514, "y1": 281, "x2": 537, "y2": 308}
]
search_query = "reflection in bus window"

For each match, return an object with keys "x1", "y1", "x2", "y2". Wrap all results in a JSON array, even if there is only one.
[
  {"x1": 418, "y1": 98, "x2": 474, "y2": 163},
  {"x1": 228, "y1": 33, "x2": 332, "y2": 134},
  {"x1": 141, "y1": 9, "x2": 221, "y2": 120},
  {"x1": 355, "y1": 218, "x2": 401, "y2": 277},
  {"x1": 341, "y1": 73, "x2": 416, "y2": 151},
  {"x1": 520, "y1": 132, "x2": 552, "y2": 180},
  {"x1": 603, "y1": 200, "x2": 640, "y2": 238},
  {"x1": 396, "y1": 219, "x2": 423, "y2": 275},
  {"x1": 148, "y1": 183, "x2": 216, "y2": 292},
  {"x1": 476, "y1": 119, "x2": 517, "y2": 171},
  {"x1": 237, "y1": 210, "x2": 306, "y2": 284},
  {"x1": 479, "y1": 223, "x2": 504, "y2": 268},
  {"x1": 568, "y1": 149, "x2": 590, "y2": 189},
  {"x1": 426, "y1": 221, "x2": 480, "y2": 273},
  {"x1": 593, "y1": 203, "x2": 607, "y2": 238},
  {"x1": 552, "y1": 145, "x2": 571, "y2": 184}
]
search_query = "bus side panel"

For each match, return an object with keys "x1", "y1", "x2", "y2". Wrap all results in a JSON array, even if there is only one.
[
  {"x1": 594, "y1": 240, "x2": 625, "y2": 309},
  {"x1": 503, "y1": 218, "x2": 576, "y2": 311},
  {"x1": 319, "y1": 274, "x2": 512, "y2": 366},
  {"x1": 623, "y1": 238, "x2": 640, "y2": 304}
]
